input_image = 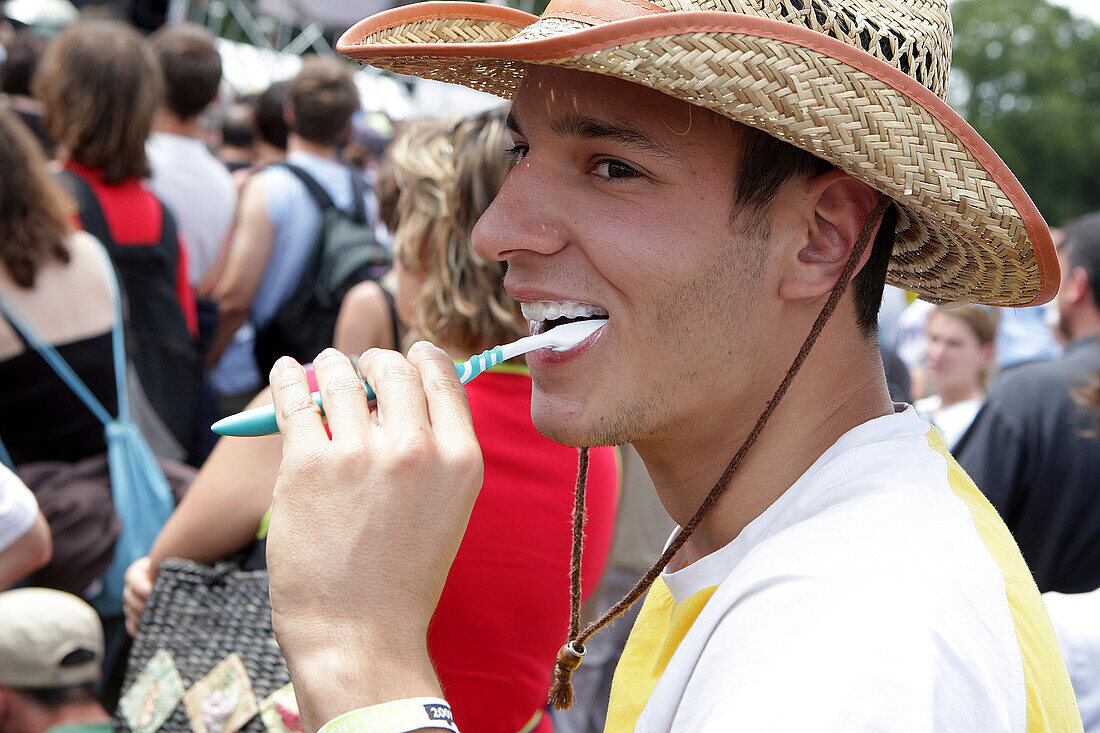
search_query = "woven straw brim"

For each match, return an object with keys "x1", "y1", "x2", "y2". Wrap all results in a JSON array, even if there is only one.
[{"x1": 339, "y1": 4, "x2": 1058, "y2": 306}]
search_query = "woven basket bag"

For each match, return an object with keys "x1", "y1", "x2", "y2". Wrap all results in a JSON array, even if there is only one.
[{"x1": 113, "y1": 557, "x2": 290, "y2": 733}]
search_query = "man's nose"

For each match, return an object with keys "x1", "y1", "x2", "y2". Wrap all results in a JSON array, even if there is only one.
[{"x1": 473, "y1": 158, "x2": 568, "y2": 262}]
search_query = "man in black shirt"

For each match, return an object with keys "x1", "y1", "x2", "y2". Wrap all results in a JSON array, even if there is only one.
[{"x1": 957, "y1": 212, "x2": 1100, "y2": 593}]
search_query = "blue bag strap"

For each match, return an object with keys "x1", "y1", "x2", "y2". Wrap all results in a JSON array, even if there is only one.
[
  {"x1": 0, "y1": 430, "x2": 12, "y2": 470},
  {"x1": 98, "y1": 243, "x2": 130, "y2": 422},
  {"x1": 0, "y1": 242, "x2": 127, "y2": 428}
]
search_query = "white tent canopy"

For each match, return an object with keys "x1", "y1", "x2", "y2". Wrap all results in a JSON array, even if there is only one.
[{"x1": 215, "y1": 38, "x2": 502, "y2": 120}]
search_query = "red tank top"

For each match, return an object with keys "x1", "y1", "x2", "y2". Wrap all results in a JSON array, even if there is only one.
[{"x1": 429, "y1": 368, "x2": 618, "y2": 733}]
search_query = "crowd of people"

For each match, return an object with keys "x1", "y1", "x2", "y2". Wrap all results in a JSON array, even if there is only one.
[
  {"x1": 0, "y1": 13, "x2": 626, "y2": 733},
  {"x1": 0, "y1": 1, "x2": 1098, "y2": 732}
]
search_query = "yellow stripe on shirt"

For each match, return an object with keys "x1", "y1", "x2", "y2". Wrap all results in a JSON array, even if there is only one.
[
  {"x1": 925, "y1": 428, "x2": 1082, "y2": 732},
  {"x1": 604, "y1": 580, "x2": 718, "y2": 732},
  {"x1": 603, "y1": 430, "x2": 1081, "y2": 733}
]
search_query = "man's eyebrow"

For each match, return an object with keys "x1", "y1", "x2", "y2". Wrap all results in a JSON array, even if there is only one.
[
  {"x1": 506, "y1": 111, "x2": 523, "y2": 136},
  {"x1": 507, "y1": 111, "x2": 672, "y2": 158},
  {"x1": 554, "y1": 114, "x2": 672, "y2": 157}
]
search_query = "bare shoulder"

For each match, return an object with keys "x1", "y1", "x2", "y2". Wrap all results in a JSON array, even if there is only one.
[
  {"x1": 230, "y1": 173, "x2": 275, "y2": 247},
  {"x1": 0, "y1": 230, "x2": 114, "y2": 358},
  {"x1": 239, "y1": 170, "x2": 271, "y2": 207},
  {"x1": 344, "y1": 280, "x2": 388, "y2": 314},
  {"x1": 66, "y1": 229, "x2": 107, "y2": 267},
  {"x1": 335, "y1": 280, "x2": 397, "y2": 354},
  {"x1": 64, "y1": 230, "x2": 113, "y2": 295}
]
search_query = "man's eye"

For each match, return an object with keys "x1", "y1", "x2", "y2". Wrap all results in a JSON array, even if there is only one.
[
  {"x1": 595, "y1": 159, "x2": 640, "y2": 179},
  {"x1": 505, "y1": 144, "x2": 528, "y2": 167}
]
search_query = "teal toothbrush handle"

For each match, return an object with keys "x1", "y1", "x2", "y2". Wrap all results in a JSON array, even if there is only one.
[
  {"x1": 456, "y1": 345, "x2": 504, "y2": 383},
  {"x1": 209, "y1": 393, "x2": 327, "y2": 437},
  {"x1": 211, "y1": 346, "x2": 505, "y2": 437}
]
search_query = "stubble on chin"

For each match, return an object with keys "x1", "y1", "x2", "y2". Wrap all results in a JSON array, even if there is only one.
[{"x1": 533, "y1": 395, "x2": 662, "y2": 449}]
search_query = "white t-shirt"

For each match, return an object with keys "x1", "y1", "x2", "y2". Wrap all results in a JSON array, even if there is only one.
[
  {"x1": 0, "y1": 464, "x2": 38, "y2": 553},
  {"x1": 1043, "y1": 590, "x2": 1100, "y2": 733},
  {"x1": 914, "y1": 394, "x2": 984, "y2": 450},
  {"x1": 605, "y1": 406, "x2": 1080, "y2": 732},
  {"x1": 147, "y1": 132, "x2": 237, "y2": 287}
]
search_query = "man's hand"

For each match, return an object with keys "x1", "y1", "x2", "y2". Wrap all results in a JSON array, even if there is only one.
[{"x1": 266, "y1": 345, "x2": 484, "y2": 732}]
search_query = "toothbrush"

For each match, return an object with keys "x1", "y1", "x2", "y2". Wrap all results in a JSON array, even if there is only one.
[{"x1": 210, "y1": 318, "x2": 608, "y2": 437}]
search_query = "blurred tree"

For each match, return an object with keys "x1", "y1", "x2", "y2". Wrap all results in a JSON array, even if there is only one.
[
  {"x1": 950, "y1": 0, "x2": 1100, "y2": 225},
  {"x1": 499, "y1": 0, "x2": 551, "y2": 14}
]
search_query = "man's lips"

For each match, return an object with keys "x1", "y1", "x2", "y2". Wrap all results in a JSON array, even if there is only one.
[{"x1": 528, "y1": 320, "x2": 606, "y2": 364}]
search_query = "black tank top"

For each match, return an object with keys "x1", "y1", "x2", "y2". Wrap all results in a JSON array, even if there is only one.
[
  {"x1": 0, "y1": 331, "x2": 118, "y2": 465},
  {"x1": 378, "y1": 284, "x2": 406, "y2": 349}
]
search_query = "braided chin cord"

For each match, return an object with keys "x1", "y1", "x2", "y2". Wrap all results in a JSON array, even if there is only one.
[
  {"x1": 548, "y1": 196, "x2": 893, "y2": 710},
  {"x1": 548, "y1": 446, "x2": 591, "y2": 710}
]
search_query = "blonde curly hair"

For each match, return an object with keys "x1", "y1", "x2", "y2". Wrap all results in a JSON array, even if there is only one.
[{"x1": 392, "y1": 107, "x2": 525, "y2": 354}]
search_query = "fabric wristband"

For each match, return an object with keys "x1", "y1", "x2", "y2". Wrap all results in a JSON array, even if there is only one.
[{"x1": 319, "y1": 698, "x2": 458, "y2": 733}]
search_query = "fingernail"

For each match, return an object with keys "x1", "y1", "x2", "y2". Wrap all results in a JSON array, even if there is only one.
[
  {"x1": 271, "y1": 356, "x2": 297, "y2": 380},
  {"x1": 409, "y1": 341, "x2": 444, "y2": 356}
]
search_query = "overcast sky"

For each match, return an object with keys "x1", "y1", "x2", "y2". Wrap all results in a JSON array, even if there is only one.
[
  {"x1": 950, "y1": 0, "x2": 1100, "y2": 24},
  {"x1": 1040, "y1": 0, "x2": 1099, "y2": 23}
]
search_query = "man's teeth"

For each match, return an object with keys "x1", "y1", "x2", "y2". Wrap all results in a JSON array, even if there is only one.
[{"x1": 520, "y1": 301, "x2": 608, "y2": 322}]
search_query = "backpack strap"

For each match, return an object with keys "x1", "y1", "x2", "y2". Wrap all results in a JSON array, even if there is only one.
[
  {"x1": 277, "y1": 163, "x2": 336, "y2": 211},
  {"x1": 378, "y1": 283, "x2": 405, "y2": 349},
  {"x1": 347, "y1": 168, "x2": 368, "y2": 224},
  {"x1": 97, "y1": 243, "x2": 130, "y2": 423},
  {"x1": 56, "y1": 169, "x2": 118, "y2": 250},
  {"x1": 276, "y1": 162, "x2": 368, "y2": 224}
]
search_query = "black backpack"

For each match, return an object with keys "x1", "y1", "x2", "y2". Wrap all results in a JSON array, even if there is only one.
[
  {"x1": 253, "y1": 163, "x2": 391, "y2": 373},
  {"x1": 57, "y1": 169, "x2": 203, "y2": 459}
]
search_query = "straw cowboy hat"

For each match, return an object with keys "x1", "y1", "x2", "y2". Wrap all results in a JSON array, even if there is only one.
[{"x1": 339, "y1": 0, "x2": 1057, "y2": 307}]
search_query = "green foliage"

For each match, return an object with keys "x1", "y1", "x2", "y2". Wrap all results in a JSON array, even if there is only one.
[
  {"x1": 951, "y1": 0, "x2": 1100, "y2": 226},
  {"x1": 501, "y1": 0, "x2": 551, "y2": 13}
]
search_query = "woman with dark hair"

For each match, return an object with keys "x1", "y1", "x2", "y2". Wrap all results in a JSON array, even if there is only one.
[
  {"x1": 0, "y1": 107, "x2": 120, "y2": 599},
  {"x1": 34, "y1": 19, "x2": 203, "y2": 462}
]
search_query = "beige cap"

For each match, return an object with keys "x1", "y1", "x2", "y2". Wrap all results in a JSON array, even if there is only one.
[{"x1": 0, "y1": 588, "x2": 104, "y2": 688}]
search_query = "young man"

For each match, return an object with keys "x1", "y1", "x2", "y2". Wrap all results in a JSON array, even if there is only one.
[
  {"x1": 146, "y1": 23, "x2": 238, "y2": 460},
  {"x1": 146, "y1": 23, "x2": 237, "y2": 302},
  {"x1": 208, "y1": 57, "x2": 369, "y2": 374},
  {"x1": 262, "y1": 1, "x2": 1081, "y2": 731}
]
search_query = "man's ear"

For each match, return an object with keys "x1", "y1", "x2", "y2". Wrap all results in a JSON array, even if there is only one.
[
  {"x1": 779, "y1": 170, "x2": 880, "y2": 301},
  {"x1": 1063, "y1": 266, "x2": 1092, "y2": 306}
]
